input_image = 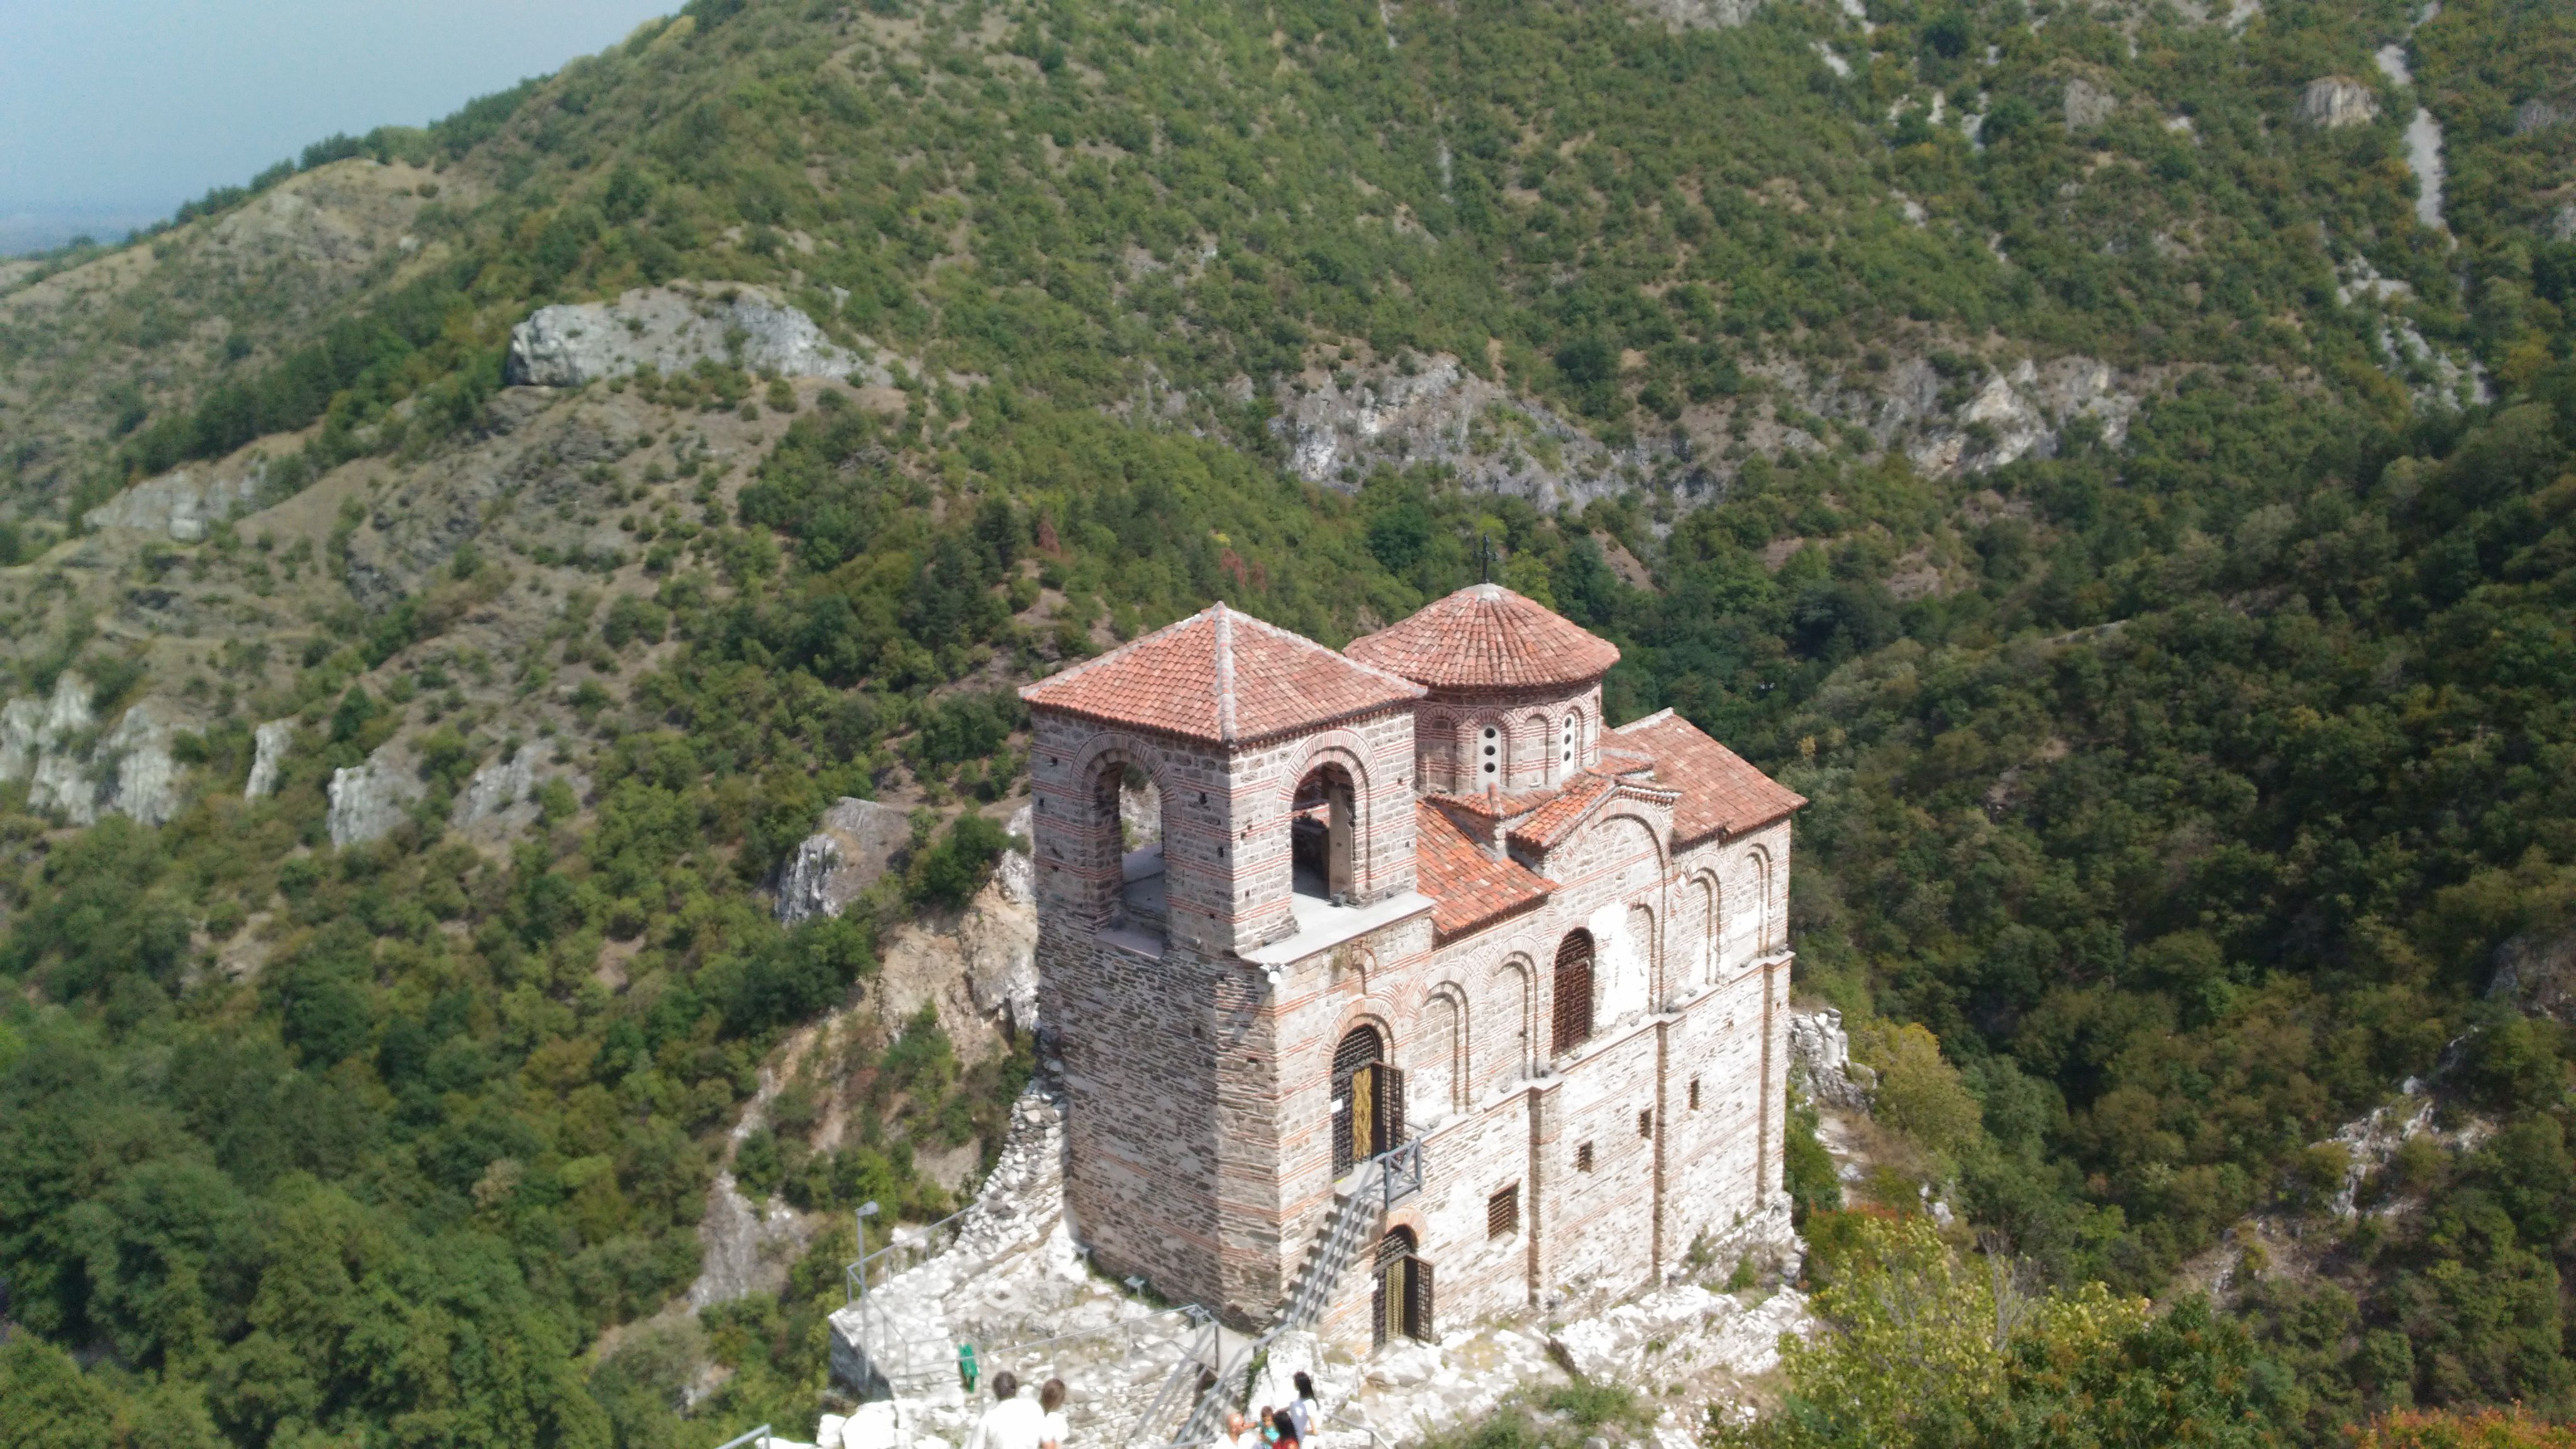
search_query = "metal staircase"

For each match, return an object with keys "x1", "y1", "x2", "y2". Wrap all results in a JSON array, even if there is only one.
[{"x1": 1143, "y1": 1141, "x2": 1424, "y2": 1449}]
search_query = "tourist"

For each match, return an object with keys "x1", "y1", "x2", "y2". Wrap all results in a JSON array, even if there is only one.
[
  {"x1": 1286, "y1": 1374, "x2": 1319, "y2": 1443},
  {"x1": 1269, "y1": 1406, "x2": 1302, "y2": 1449},
  {"x1": 1216, "y1": 1411, "x2": 1255, "y2": 1449},
  {"x1": 965, "y1": 1372, "x2": 1045, "y2": 1449},
  {"x1": 1038, "y1": 1378, "x2": 1070, "y2": 1449}
]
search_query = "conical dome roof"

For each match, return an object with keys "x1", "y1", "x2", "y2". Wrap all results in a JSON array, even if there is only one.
[{"x1": 1344, "y1": 584, "x2": 1620, "y2": 691}]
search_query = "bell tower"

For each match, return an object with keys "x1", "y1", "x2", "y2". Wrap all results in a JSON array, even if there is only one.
[{"x1": 1021, "y1": 604, "x2": 1424, "y2": 1316}]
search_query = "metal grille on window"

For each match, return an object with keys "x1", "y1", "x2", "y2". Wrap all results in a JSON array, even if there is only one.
[
  {"x1": 1487, "y1": 1184, "x2": 1519, "y2": 1239},
  {"x1": 1374, "y1": 1229, "x2": 1432, "y2": 1345},
  {"x1": 1575, "y1": 1141, "x2": 1595, "y2": 1172},
  {"x1": 1638, "y1": 1109, "x2": 1653, "y2": 1138},
  {"x1": 1332, "y1": 1027, "x2": 1384, "y2": 1175},
  {"x1": 1688, "y1": 1077, "x2": 1702, "y2": 1109},
  {"x1": 1552, "y1": 931, "x2": 1594, "y2": 1055}
]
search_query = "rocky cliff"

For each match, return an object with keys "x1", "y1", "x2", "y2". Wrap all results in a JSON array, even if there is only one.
[{"x1": 505, "y1": 284, "x2": 898, "y2": 389}]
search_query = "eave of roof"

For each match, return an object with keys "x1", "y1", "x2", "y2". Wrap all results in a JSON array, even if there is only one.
[{"x1": 1019, "y1": 602, "x2": 1426, "y2": 746}]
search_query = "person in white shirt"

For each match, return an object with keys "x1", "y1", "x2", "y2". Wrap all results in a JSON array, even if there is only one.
[
  {"x1": 1213, "y1": 1411, "x2": 1255, "y2": 1449},
  {"x1": 965, "y1": 1372, "x2": 1046, "y2": 1449},
  {"x1": 1286, "y1": 1373, "x2": 1319, "y2": 1443},
  {"x1": 1038, "y1": 1377, "x2": 1070, "y2": 1449}
]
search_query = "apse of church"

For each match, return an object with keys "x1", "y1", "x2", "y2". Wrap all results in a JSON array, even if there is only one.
[{"x1": 1021, "y1": 586, "x2": 1803, "y2": 1348}]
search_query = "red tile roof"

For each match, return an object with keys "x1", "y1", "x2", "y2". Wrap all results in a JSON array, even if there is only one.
[
  {"x1": 1345, "y1": 584, "x2": 1622, "y2": 691},
  {"x1": 1501, "y1": 773, "x2": 1611, "y2": 849},
  {"x1": 1413, "y1": 801, "x2": 1553, "y2": 941},
  {"x1": 1611, "y1": 710, "x2": 1806, "y2": 847},
  {"x1": 1021, "y1": 602, "x2": 1424, "y2": 745}
]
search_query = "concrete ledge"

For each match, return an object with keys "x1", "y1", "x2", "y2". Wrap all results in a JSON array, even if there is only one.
[{"x1": 1245, "y1": 891, "x2": 1435, "y2": 967}]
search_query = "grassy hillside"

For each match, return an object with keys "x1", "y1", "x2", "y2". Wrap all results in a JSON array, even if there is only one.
[{"x1": 2, "y1": 0, "x2": 2575, "y2": 1444}]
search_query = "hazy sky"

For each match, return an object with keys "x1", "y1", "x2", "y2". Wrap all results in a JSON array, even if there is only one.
[{"x1": 0, "y1": 0, "x2": 674, "y2": 224}]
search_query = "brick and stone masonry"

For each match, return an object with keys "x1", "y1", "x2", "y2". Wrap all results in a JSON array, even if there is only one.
[{"x1": 1021, "y1": 587, "x2": 1804, "y2": 1348}]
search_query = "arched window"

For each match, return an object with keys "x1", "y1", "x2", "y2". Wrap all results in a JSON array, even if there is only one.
[
  {"x1": 1374, "y1": 1226, "x2": 1432, "y2": 1345},
  {"x1": 1694, "y1": 876, "x2": 1719, "y2": 984},
  {"x1": 1552, "y1": 930, "x2": 1595, "y2": 1055},
  {"x1": 1752, "y1": 848, "x2": 1775, "y2": 953},
  {"x1": 1292, "y1": 762, "x2": 1357, "y2": 901},
  {"x1": 1478, "y1": 723, "x2": 1501, "y2": 785},
  {"x1": 1419, "y1": 991, "x2": 1464, "y2": 1117},
  {"x1": 1423, "y1": 716, "x2": 1454, "y2": 793},
  {"x1": 1560, "y1": 712, "x2": 1579, "y2": 774},
  {"x1": 1626, "y1": 903, "x2": 1655, "y2": 1009},
  {"x1": 1492, "y1": 959, "x2": 1535, "y2": 1089},
  {"x1": 1333, "y1": 1026, "x2": 1402, "y2": 1173}
]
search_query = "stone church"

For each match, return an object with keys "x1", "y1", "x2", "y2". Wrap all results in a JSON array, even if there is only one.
[{"x1": 1019, "y1": 585, "x2": 1802, "y2": 1352}]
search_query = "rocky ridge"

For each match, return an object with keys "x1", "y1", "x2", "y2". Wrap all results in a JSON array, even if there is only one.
[
  {"x1": 0, "y1": 673, "x2": 182, "y2": 826},
  {"x1": 82, "y1": 462, "x2": 268, "y2": 542},
  {"x1": 505, "y1": 284, "x2": 900, "y2": 389},
  {"x1": 1272, "y1": 345, "x2": 2156, "y2": 512}
]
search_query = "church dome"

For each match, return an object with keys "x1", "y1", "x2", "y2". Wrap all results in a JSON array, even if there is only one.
[{"x1": 1345, "y1": 584, "x2": 1621, "y2": 691}]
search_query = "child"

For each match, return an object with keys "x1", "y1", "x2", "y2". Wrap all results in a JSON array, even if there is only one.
[{"x1": 1039, "y1": 1378, "x2": 1070, "y2": 1449}]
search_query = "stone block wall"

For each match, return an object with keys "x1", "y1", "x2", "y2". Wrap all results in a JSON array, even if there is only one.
[
  {"x1": 1533, "y1": 1019, "x2": 1667, "y2": 1295},
  {"x1": 1657, "y1": 958, "x2": 1783, "y2": 1261}
]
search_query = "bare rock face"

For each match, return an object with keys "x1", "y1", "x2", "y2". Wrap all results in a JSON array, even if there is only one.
[
  {"x1": 1626, "y1": 0, "x2": 1764, "y2": 29},
  {"x1": 1755, "y1": 354, "x2": 2139, "y2": 477},
  {"x1": 2553, "y1": 203, "x2": 2576, "y2": 245},
  {"x1": 2490, "y1": 926, "x2": 2576, "y2": 1023},
  {"x1": 2515, "y1": 98, "x2": 2570, "y2": 136},
  {"x1": 84, "y1": 464, "x2": 264, "y2": 541},
  {"x1": 245, "y1": 719, "x2": 293, "y2": 799},
  {"x1": 1789, "y1": 1007, "x2": 1877, "y2": 1109},
  {"x1": 327, "y1": 750, "x2": 422, "y2": 847},
  {"x1": 101, "y1": 706, "x2": 180, "y2": 825},
  {"x1": 0, "y1": 675, "x2": 180, "y2": 826},
  {"x1": 776, "y1": 797, "x2": 917, "y2": 924},
  {"x1": 505, "y1": 284, "x2": 892, "y2": 387},
  {"x1": 447, "y1": 745, "x2": 580, "y2": 841},
  {"x1": 1270, "y1": 355, "x2": 1626, "y2": 508},
  {"x1": 0, "y1": 674, "x2": 94, "y2": 782},
  {"x1": 1904, "y1": 357, "x2": 2142, "y2": 474},
  {"x1": 962, "y1": 806, "x2": 1039, "y2": 1032},
  {"x1": 2300, "y1": 77, "x2": 2382, "y2": 129},
  {"x1": 2063, "y1": 77, "x2": 2118, "y2": 130}
]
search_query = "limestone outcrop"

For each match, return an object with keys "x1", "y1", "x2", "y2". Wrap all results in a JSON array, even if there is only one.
[
  {"x1": 1270, "y1": 355, "x2": 1624, "y2": 507},
  {"x1": 504, "y1": 284, "x2": 894, "y2": 387},
  {"x1": 84, "y1": 464, "x2": 265, "y2": 541},
  {"x1": 2063, "y1": 77, "x2": 2118, "y2": 130},
  {"x1": 1900, "y1": 356, "x2": 2143, "y2": 475},
  {"x1": 0, "y1": 675, "x2": 181, "y2": 826},
  {"x1": 777, "y1": 797, "x2": 918, "y2": 924},
  {"x1": 2513, "y1": 98, "x2": 2569, "y2": 136},
  {"x1": 961, "y1": 808, "x2": 1039, "y2": 1033},
  {"x1": 1627, "y1": 0, "x2": 1765, "y2": 30},
  {"x1": 1789, "y1": 1006, "x2": 1876, "y2": 1109},
  {"x1": 2299, "y1": 77, "x2": 2381, "y2": 129},
  {"x1": 245, "y1": 719, "x2": 293, "y2": 799},
  {"x1": 327, "y1": 749, "x2": 422, "y2": 847},
  {"x1": 447, "y1": 745, "x2": 582, "y2": 841}
]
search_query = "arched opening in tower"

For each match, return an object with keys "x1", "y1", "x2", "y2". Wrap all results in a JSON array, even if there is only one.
[
  {"x1": 1291, "y1": 762, "x2": 1357, "y2": 903},
  {"x1": 1097, "y1": 762, "x2": 1166, "y2": 947}
]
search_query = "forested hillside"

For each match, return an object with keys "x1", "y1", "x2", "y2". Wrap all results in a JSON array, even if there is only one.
[{"x1": 3, "y1": 0, "x2": 2574, "y2": 1443}]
